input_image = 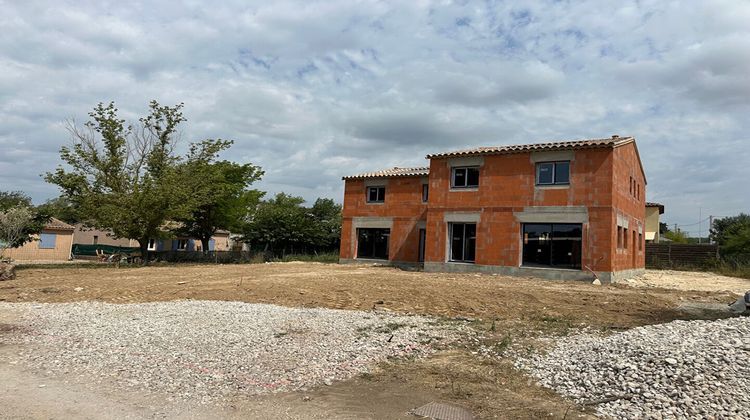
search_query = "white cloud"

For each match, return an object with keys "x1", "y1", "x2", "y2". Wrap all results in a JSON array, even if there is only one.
[{"x1": 0, "y1": 0, "x2": 748, "y2": 229}]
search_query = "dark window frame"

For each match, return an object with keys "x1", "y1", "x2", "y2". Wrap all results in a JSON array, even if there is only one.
[
  {"x1": 449, "y1": 222, "x2": 477, "y2": 263},
  {"x1": 366, "y1": 186, "x2": 386, "y2": 203},
  {"x1": 451, "y1": 166, "x2": 480, "y2": 189},
  {"x1": 521, "y1": 223, "x2": 582, "y2": 269},
  {"x1": 356, "y1": 228, "x2": 390, "y2": 260},
  {"x1": 535, "y1": 161, "x2": 570, "y2": 186},
  {"x1": 422, "y1": 183, "x2": 429, "y2": 202}
]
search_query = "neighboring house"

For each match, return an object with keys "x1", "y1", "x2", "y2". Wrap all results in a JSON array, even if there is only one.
[
  {"x1": 340, "y1": 136, "x2": 647, "y2": 283},
  {"x1": 3, "y1": 218, "x2": 75, "y2": 261},
  {"x1": 73, "y1": 224, "x2": 137, "y2": 247},
  {"x1": 73, "y1": 225, "x2": 231, "y2": 253},
  {"x1": 143, "y1": 230, "x2": 231, "y2": 252},
  {"x1": 645, "y1": 202, "x2": 665, "y2": 243}
]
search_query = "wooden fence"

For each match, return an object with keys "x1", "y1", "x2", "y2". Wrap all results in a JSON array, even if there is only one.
[{"x1": 645, "y1": 243, "x2": 719, "y2": 268}]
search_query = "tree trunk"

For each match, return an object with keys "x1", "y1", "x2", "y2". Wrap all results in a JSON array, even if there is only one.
[
  {"x1": 139, "y1": 238, "x2": 150, "y2": 264},
  {"x1": 201, "y1": 237, "x2": 210, "y2": 254}
]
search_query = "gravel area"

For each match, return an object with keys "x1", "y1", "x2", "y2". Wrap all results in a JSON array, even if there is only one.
[
  {"x1": 1, "y1": 301, "x2": 469, "y2": 404},
  {"x1": 516, "y1": 317, "x2": 750, "y2": 419}
]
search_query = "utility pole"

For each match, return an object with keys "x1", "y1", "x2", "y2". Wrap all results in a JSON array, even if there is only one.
[
  {"x1": 709, "y1": 215, "x2": 713, "y2": 244},
  {"x1": 698, "y1": 207, "x2": 702, "y2": 244}
]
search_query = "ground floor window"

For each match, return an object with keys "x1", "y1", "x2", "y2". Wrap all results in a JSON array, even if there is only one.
[
  {"x1": 522, "y1": 223, "x2": 582, "y2": 269},
  {"x1": 449, "y1": 223, "x2": 476, "y2": 263},
  {"x1": 357, "y1": 228, "x2": 390, "y2": 259}
]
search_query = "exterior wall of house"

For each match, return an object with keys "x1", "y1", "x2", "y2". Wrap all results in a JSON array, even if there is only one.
[
  {"x1": 73, "y1": 225, "x2": 135, "y2": 247},
  {"x1": 645, "y1": 206, "x2": 661, "y2": 242},
  {"x1": 3, "y1": 228, "x2": 74, "y2": 261},
  {"x1": 156, "y1": 233, "x2": 231, "y2": 252},
  {"x1": 340, "y1": 176, "x2": 427, "y2": 263},
  {"x1": 423, "y1": 148, "x2": 616, "y2": 276},
  {"x1": 340, "y1": 141, "x2": 647, "y2": 282},
  {"x1": 610, "y1": 143, "x2": 646, "y2": 276}
]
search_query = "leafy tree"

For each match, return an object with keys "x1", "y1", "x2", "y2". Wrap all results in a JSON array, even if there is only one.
[
  {"x1": 243, "y1": 193, "x2": 313, "y2": 255},
  {"x1": 663, "y1": 229, "x2": 689, "y2": 244},
  {"x1": 36, "y1": 196, "x2": 80, "y2": 224},
  {"x1": 242, "y1": 194, "x2": 342, "y2": 256},
  {"x1": 175, "y1": 139, "x2": 264, "y2": 251},
  {"x1": 309, "y1": 198, "x2": 342, "y2": 251},
  {"x1": 0, "y1": 191, "x2": 32, "y2": 209},
  {"x1": 711, "y1": 213, "x2": 750, "y2": 255},
  {"x1": 0, "y1": 191, "x2": 49, "y2": 252},
  {"x1": 659, "y1": 222, "x2": 669, "y2": 235},
  {"x1": 0, "y1": 207, "x2": 35, "y2": 259},
  {"x1": 45, "y1": 101, "x2": 213, "y2": 262}
]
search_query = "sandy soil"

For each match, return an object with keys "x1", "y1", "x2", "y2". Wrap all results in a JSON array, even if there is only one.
[
  {"x1": 0, "y1": 262, "x2": 738, "y2": 419},
  {"x1": 0, "y1": 262, "x2": 735, "y2": 328},
  {"x1": 627, "y1": 269, "x2": 750, "y2": 295}
]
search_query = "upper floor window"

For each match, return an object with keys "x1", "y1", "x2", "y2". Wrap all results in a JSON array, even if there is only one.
[
  {"x1": 367, "y1": 186, "x2": 385, "y2": 203},
  {"x1": 422, "y1": 183, "x2": 429, "y2": 202},
  {"x1": 452, "y1": 167, "x2": 479, "y2": 188},
  {"x1": 536, "y1": 161, "x2": 570, "y2": 185}
]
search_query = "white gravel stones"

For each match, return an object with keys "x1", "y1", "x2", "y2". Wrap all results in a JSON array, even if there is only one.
[
  {"x1": 1, "y1": 301, "x2": 468, "y2": 403},
  {"x1": 516, "y1": 317, "x2": 750, "y2": 419}
]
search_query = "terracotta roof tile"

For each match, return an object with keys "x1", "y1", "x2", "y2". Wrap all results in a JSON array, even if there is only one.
[
  {"x1": 343, "y1": 166, "x2": 430, "y2": 180},
  {"x1": 45, "y1": 217, "x2": 75, "y2": 231},
  {"x1": 426, "y1": 136, "x2": 634, "y2": 159}
]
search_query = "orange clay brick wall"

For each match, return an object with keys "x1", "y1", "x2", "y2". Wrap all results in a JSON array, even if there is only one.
[
  {"x1": 611, "y1": 143, "x2": 647, "y2": 271},
  {"x1": 424, "y1": 148, "x2": 616, "y2": 273},
  {"x1": 340, "y1": 176, "x2": 427, "y2": 261}
]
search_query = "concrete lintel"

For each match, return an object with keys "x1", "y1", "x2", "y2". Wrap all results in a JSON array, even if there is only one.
[
  {"x1": 443, "y1": 212, "x2": 482, "y2": 223},
  {"x1": 617, "y1": 213, "x2": 629, "y2": 228},
  {"x1": 514, "y1": 206, "x2": 588, "y2": 224},
  {"x1": 530, "y1": 150, "x2": 575, "y2": 163},
  {"x1": 352, "y1": 217, "x2": 393, "y2": 229},
  {"x1": 364, "y1": 179, "x2": 389, "y2": 187},
  {"x1": 448, "y1": 156, "x2": 484, "y2": 168}
]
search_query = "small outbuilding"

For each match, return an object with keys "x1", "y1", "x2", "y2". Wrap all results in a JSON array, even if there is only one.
[{"x1": 3, "y1": 218, "x2": 75, "y2": 262}]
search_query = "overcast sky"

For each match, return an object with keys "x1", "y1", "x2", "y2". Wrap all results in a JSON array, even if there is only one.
[{"x1": 1, "y1": 0, "x2": 748, "y2": 235}]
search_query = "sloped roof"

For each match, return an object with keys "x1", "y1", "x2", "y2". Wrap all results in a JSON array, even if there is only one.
[
  {"x1": 45, "y1": 217, "x2": 75, "y2": 231},
  {"x1": 342, "y1": 166, "x2": 430, "y2": 180},
  {"x1": 426, "y1": 136, "x2": 634, "y2": 159},
  {"x1": 646, "y1": 202, "x2": 665, "y2": 214}
]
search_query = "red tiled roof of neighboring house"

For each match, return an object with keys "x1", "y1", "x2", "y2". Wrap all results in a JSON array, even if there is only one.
[
  {"x1": 342, "y1": 166, "x2": 430, "y2": 180},
  {"x1": 45, "y1": 217, "x2": 75, "y2": 231},
  {"x1": 425, "y1": 135, "x2": 635, "y2": 159}
]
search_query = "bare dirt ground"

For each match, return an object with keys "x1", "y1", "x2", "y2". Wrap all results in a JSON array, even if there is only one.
[
  {"x1": 626, "y1": 269, "x2": 750, "y2": 295},
  {"x1": 0, "y1": 263, "x2": 740, "y2": 419}
]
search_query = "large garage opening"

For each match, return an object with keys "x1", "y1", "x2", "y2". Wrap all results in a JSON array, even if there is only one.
[
  {"x1": 356, "y1": 228, "x2": 390, "y2": 259},
  {"x1": 522, "y1": 223, "x2": 582, "y2": 269}
]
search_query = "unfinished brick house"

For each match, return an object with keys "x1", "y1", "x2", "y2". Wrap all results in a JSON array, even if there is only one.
[{"x1": 340, "y1": 136, "x2": 647, "y2": 282}]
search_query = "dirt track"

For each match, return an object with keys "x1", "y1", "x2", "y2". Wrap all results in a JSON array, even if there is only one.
[{"x1": 1, "y1": 262, "x2": 735, "y2": 329}]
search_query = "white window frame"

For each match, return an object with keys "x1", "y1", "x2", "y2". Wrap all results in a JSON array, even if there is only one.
[{"x1": 147, "y1": 239, "x2": 157, "y2": 251}]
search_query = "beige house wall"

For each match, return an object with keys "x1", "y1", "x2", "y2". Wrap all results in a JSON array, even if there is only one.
[
  {"x1": 3, "y1": 229, "x2": 74, "y2": 261},
  {"x1": 645, "y1": 206, "x2": 660, "y2": 242},
  {"x1": 73, "y1": 225, "x2": 136, "y2": 247}
]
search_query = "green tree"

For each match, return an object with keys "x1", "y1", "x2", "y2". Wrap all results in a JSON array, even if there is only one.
[
  {"x1": 175, "y1": 139, "x2": 264, "y2": 251},
  {"x1": 36, "y1": 196, "x2": 80, "y2": 224},
  {"x1": 45, "y1": 101, "x2": 210, "y2": 262},
  {"x1": 309, "y1": 198, "x2": 342, "y2": 250},
  {"x1": 663, "y1": 229, "x2": 689, "y2": 244},
  {"x1": 243, "y1": 193, "x2": 313, "y2": 256},
  {"x1": 711, "y1": 213, "x2": 750, "y2": 255},
  {"x1": 0, "y1": 191, "x2": 32, "y2": 209},
  {"x1": 0, "y1": 191, "x2": 49, "y2": 251}
]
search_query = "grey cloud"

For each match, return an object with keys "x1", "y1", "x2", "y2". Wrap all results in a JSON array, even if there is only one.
[{"x1": 0, "y1": 0, "x2": 748, "y2": 228}]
